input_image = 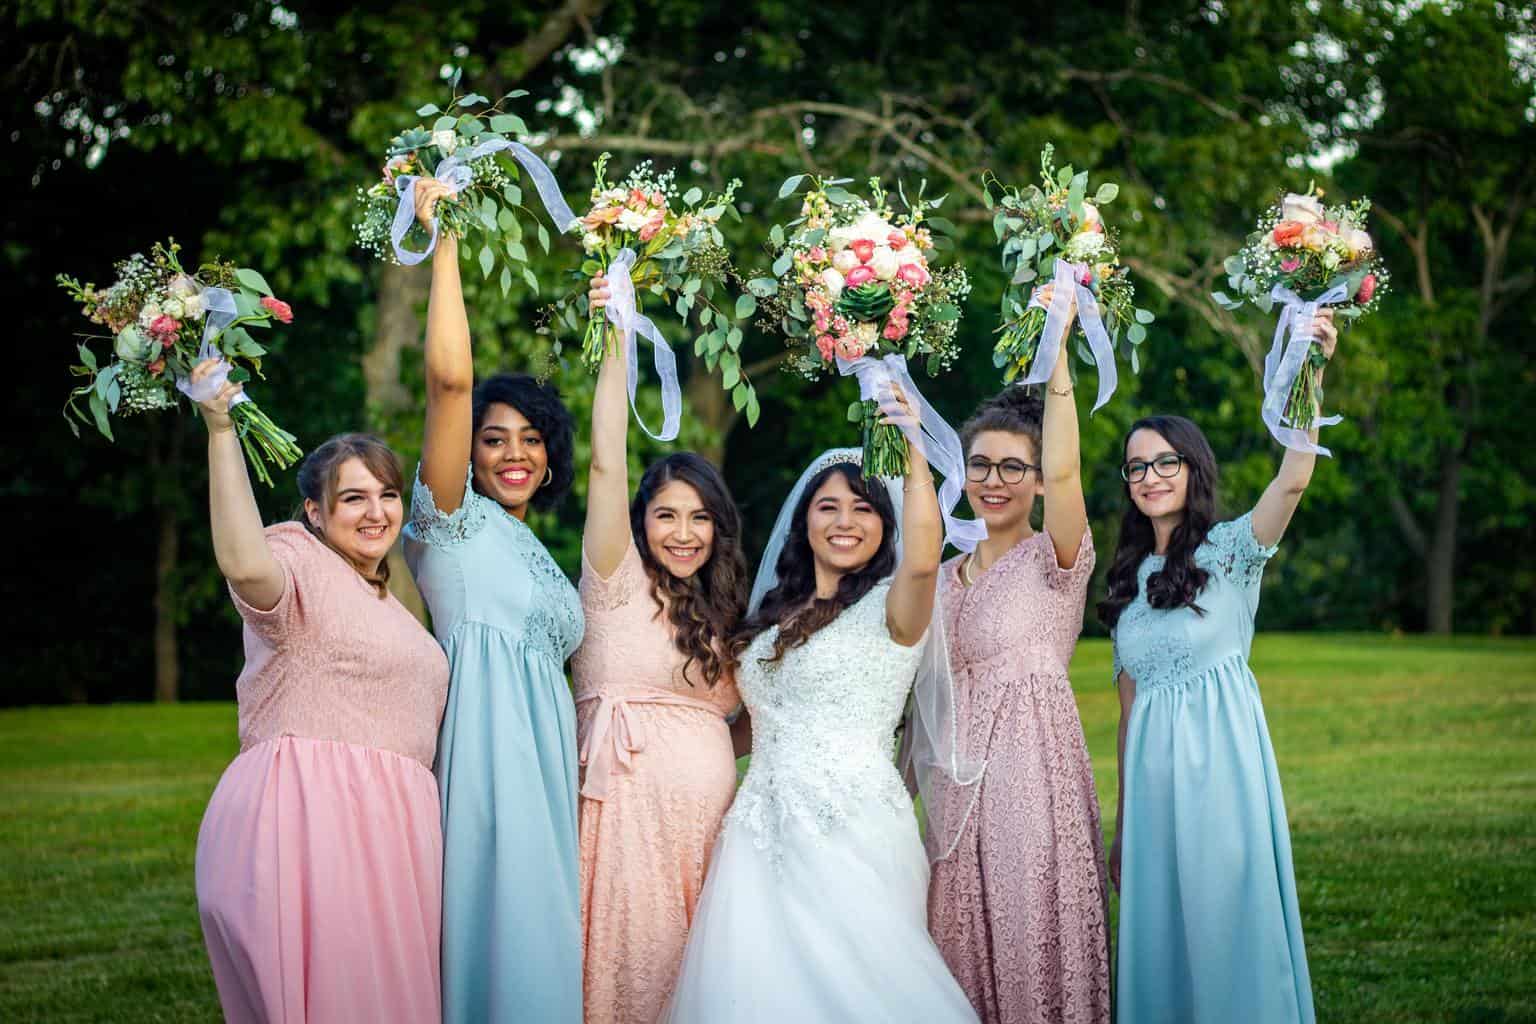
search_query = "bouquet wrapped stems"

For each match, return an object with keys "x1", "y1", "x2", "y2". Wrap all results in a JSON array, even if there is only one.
[
  {"x1": 230, "y1": 397, "x2": 303, "y2": 488},
  {"x1": 994, "y1": 305, "x2": 1047, "y2": 384},
  {"x1": 1284, "y1": 345, "x2": 1330, "y2": 433},
  {"x1": 582, "y1": 317, "x2": 618, "y2": 370},
  {"x1": 849, "y1": 399, "x2": 910, "y2": 479}
]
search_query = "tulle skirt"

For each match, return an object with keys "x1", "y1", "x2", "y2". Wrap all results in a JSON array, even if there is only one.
[{"x1": 662, "y1": 800, "x2": 978, "y2": 1022}]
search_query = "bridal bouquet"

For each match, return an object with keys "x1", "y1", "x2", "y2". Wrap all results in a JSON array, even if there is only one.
[
  {"x1": 986, "y1": 145, "x2": 1153, "y2": 409},
  {"x1": 543, "y1": 153, "x2": 759, "y2": 437},
  {"x1": 353, "y1": 77, "x2": 570, "y2": 295},
  {"x1": 58, "y1": 240, "x2": 302, "y2": 485},
  {"x1": 749, "y1": 175, "x2": 970, "y2": 477},
  {"x1": 1213, "y1": 186, "x2": 1388, "y2": 443}
]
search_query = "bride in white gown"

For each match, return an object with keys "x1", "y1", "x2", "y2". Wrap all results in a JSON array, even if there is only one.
[{"x1": 664, "y1": 399, "x2": 980, "y2": 1022}]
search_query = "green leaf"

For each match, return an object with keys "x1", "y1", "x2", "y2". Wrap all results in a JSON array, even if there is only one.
[
  {"x1": 803, "y1": 228, "x2": 827, "y2": 247},
  {"x1": 732, "y1": 381, "x2": 748, "y2": 411},
  {"x1": 503, "y1": 183, "x2": 523, "y2": 208},
  {"x1": 236, "y1": 268, "x2": 274, "y2": 297},
  {"x1": 500, "y1": 266, "x2": 513, "y2": 297},
  {"x1": 537, "y1": 223, "x2": 551, "y2": 254},
  {"x1": 478, "y1": 245, "x2": 495, "y2": 278},
  {"x1": 772, "y1": 252, "x2": 793, "y2": 278},
  {"x1": 1127, "y1": 322, "x2": 1148, "y2": 344},
  {"x1": 497, "y1": 207, "x2": 517, "y2": 232},
  {"x1": 432, "y1": 115, "x2": 457, "y2": 134},
  {"x1": 87, "y1": 391, "x2": 113, "y2": 441},
  {"x1": 416, "y1": 103, "x2": 441, "y2": 117},
  {"x1": 778, "y1": 174, "x2": 807, "y2": 199},
  {"x1": 77, "y1": 343, "x2": 97, "y2": 373},
  {"x1": 1134, "y1": 307, "x2": 1155, "y2": 324},
  {"x1": 769, "y1": 224, "x2": 785, "y2": 249},
  {"x1": 506, "y1": 240, "x2": 528, "y2": 262},
  {"x1": 735, "y1": 294, "x2": 757, "y2": 319},
  {"x1": 227, "y1": 367, "x2": 251, "y2": 384},
  {"x1": 1131, "y1": 345, "x2": 1141, "y2": 374},
  {"x1": 847, "y1": 401, "x2": 865, "y2": 423},
  {"x1": 823, "y1": 186, "x2": 854, "y2": 205},
  {"x1": 1094, "y1": 182, "x2": 1120, "y2": 204},
  {"x1": 682, "y1": 187, "x2": 703, "y2": 206},
  {"x1": 1011, "y1": 265, "x2": 1038, "y2": 285},
  {"x1": 745, "y1": 388, "x2": 760, "y2": 427},
  {"x1": 929, "y1": 303, "x2": 961, "y2": 321},
  {"x1": 682, "y1": 277, "x2": 702, "y2": 296},
  {"x1": 522, "y1": 266, "x2": 539, "y2": 293},
  {"x1": 925, "y1": 216, "x2": 957, "y2": 235},
  {"x1": 748, "y1": 277, "x2": 779, "y2": 298},
  {"x1": 489, "y1": 113, "x2": 528, "y2": 135},
  {"x1": 727, "y1": 327, "x2": 743, "y2": 350}
]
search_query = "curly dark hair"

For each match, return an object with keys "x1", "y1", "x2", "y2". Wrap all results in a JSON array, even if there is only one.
[
  {"x1": 960, "y1": 384, "x2": 1044, "y2": 461},
  {"x1": 730, "y1": 462, "x2": 898, "y2": 668},
  {"x1": 630, "y1": 453, "x2": 750, "y2": 688},
  {"x1": 471, "y1": 372, "x2": 576, "y2": 511},
  {"x1": 293, "y1": 433, "x2": 404, "y2": 598},
  {"x1": 1097, "y1": 415, "x2": 1220, "y2": 630}
]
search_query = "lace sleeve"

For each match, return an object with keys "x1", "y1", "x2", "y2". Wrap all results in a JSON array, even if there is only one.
[
  {"x1": 1041, "y1": 526, "x2": 1096, "y2": 594},
  {"x1": 1204, "y1": 512, "x2": 1279, "y2": 589},
  {"x1": 1111, "y1": 634, "x2": 1123, "y2": 688},
  {"x1": 409, "y1": 464, "x2": 491, "y2": 549},
  {"x1": 580, "y1": 540, "x2": 645, "y2": 614}
]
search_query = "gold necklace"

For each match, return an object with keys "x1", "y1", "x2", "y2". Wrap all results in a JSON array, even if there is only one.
[{"x1": 962, "y1": 551, "x2": 980, "y2": 587}]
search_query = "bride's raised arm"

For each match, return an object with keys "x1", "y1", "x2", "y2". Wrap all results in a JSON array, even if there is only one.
[{"x1": 883, "y1": 385, "x2": 942, "y2": 647}]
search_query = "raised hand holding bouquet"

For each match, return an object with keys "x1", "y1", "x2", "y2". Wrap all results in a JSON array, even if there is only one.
[
  {"x1": 353, "y1": 75, "x2": 576, "y2": 294},
  {"x1": 751, "y1": 175, "x2": 983, "y2": 551},
  {"x1": 550, "y1": 153, "x2": 757, "y2": 441},
  {"x1": 58, "y1": 240, "x2": 302, "y2": 486},
  {"x1": 1214, "y1": 185, "x2": 1387, "y2": 455},
  {"x1": 986, "y1": 145, "x2": 1154, "y2": 411}
]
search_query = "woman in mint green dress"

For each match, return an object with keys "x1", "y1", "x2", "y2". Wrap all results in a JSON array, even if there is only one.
[
  {"x1": 402, "y1": 179, "x2": 584, "y2": 1022},
  {"x1": 1099, "y1": 311, "x2": 1334, "y2": 1024}
]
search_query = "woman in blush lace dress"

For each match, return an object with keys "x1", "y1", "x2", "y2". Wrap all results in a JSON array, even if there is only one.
[
  {"x1": 663, "y1": 390, "x2": 978, "y2": 1023},
  {"x1": 928, "y1": 286, "x2": 1110, "y2": 1024},
  {"x1": 573, "y1": 278, "x2": 751, "y2": 1024}
]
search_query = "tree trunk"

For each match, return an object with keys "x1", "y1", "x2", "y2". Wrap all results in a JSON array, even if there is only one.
[
  {"x1": 685, "y1": 370, "x2": 738, "y2": 466},
  {"x1": 150, "y1": 424, "x2": 184, "y2": 702},
  {"x1": 1423, "y1": 448, "x2": 1460, "y2": 634}
]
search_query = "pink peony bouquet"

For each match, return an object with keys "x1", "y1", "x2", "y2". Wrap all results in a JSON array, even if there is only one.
[
  {"x1": 749, "y1": 175, "x2": 969, "y2": 476},
  {"x1": 58, "y1": 240, "x2": 302, "y2": 485}
]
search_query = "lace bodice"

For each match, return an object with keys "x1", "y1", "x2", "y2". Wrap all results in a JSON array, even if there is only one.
[
  {"x1": 1111, "y1": 512, "x2": 1277, "y2": 693},
  {"x1": 727, "y1": 581, "x2": 922, "y2": 862},
  {"x1": 403, "y1": 465, "x2": 583, "y2": 665}
]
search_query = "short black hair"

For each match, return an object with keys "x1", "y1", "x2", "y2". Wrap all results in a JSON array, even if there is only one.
[{"x1": 471, "y1": 372, "x2": 576, "y2": 511}]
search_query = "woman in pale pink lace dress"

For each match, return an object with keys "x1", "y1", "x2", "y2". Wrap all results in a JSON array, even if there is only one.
[
  {"x1": 928, "y1": 291, "x2": 1111, "y2": 1024},
  {"x1": 189, "y1": 363, "x2": 449, "y2": 1024},
  {"x1": 573, "y1": 278, "x2": 750, "y2": 1024}
]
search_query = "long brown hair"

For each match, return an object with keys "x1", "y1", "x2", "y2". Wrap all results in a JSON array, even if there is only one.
[
  {"x1": 293, "y1": 433, "x2": 405, "y2": 598},
  {"x1": 630, "y1": 453, "x2": 749, "y2": 688},
  {"x1": 729, "y1": 462, "x2": 898, "y2": 668}
]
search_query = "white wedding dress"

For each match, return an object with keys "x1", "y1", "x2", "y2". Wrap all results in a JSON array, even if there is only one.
[{"x1": 663, "y1": 581, "x2": 979, "y2": 1022}]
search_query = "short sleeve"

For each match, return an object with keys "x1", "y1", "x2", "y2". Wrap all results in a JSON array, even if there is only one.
[
  {"x1": 1040, "y1": 526, "x2": 1096, "y2": 593},
  {"x1": 409, "y1": 463, "x2": 491, "y2": 549},
  {"x1": 227, "y1": 524, "x2": 329, "y2": 646},
  {"x1": 1205, "y1": 512, "x2": 1279, "y2": 588},
  {"x1": 580, "y1": 539, "x2": 647, "y2": 614}
]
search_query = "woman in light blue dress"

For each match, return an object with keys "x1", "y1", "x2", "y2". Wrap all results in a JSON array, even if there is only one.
[
  {"x1": 402, "y1": 179, "x2": 584, "y2": 1022},
  {"x1": 1099, "y1": 312, "x2": 1334, "y2": 1024}
]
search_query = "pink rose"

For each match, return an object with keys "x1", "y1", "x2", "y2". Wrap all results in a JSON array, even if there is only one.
[
  {"x1": 882, "y1": 318, "x2": 909, "y2": 341},
  {"x1": 1078, "y1": 267, "x2": 1094, "y2": 287},
  {"x1": 895, "y1": 263, "x2": 929, "y2": 288},
  {"x1": 1279, "y1": 257, "x2": 1302, "y2": 273},
  {"x1": 650, "y1": 190, "x2": 666, "y2": 207},
  {"x1": 851, "y1": 239, "x2": 875, "y2": 263},
  {"x1": 149, "y1": 314, "x2": 181, "y2": 339},
  {"x1": 1321, "y1": 220, "x2": 1340, "y2": 234},
  {"x1": 834, "y1": 334, "x2": 868, "y2": 361},
  {"x1": 1357, "y1": 273, "x2": 1377, "y2": 303},
  {"x1": 1272, "y1": 221, "x2": 1305, "y2": 248},
  {"x1": 638, "y1": 213, "x2": 665, "y2": 242},
  {"x1": 260, "y1": 297, "x2": 294, "y2": 324},
  {"x1": 816, "y1": 333, "x2": 837, "y2": 361},
  {"x1": 807, "y1": 245, "x2": 827, "y2": 264},
  {"x1": 887, "y1": 231, "x2": 908, "y2": 251},
  {"x1": 845, "y1": 265, "x2": 876, "y2": 288},
  {"x1": 629, "y1": 188, "x2": 650, "y2": 207}
]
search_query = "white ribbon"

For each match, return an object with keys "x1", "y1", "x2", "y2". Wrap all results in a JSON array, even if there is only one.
[
  {"x1": 1263, "y1": 282, "x2": 1348, "y2": 456},
  {"x1": 1020, "y1": 259, "x2": 1119, "y2": 413},
  {"x1": 175, "y1": 287, "x2": 248, "y2": 408},
  {"x1": 390, "y1": 139, "x2": 578, "y2": 265},
  {"x1": 603, "y1": 248, "x2": 682, "y2": 442},
  {"x1": 835, "y1": 352, "x2": 987, "y2": 553}
]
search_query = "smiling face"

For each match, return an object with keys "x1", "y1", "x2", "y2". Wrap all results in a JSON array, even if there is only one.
[
  {"x1": 1124, "y1": 427, "x2": 1189, "y2": 524},
  {"x1": 471, "y1": 402, "x2": 548, "y2": 516},
  {"x1": 804, "y1": 469, "x2": 885, "y2": 579},
  {"x1": 964, "y1": 429, "x2": 1041, "y2": 533},
  {"x1": 643, "y1": 479, "x2": 716, "y2": 580},
  {"x1": 304, "y1": 457, "x2": 403, "y2": 573}
]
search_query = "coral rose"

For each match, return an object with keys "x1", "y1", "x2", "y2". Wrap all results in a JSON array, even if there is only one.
[
  {"x1": 1272, "y1": 221, "x2": 1306, "y2": 248},
  {"x1": 260, "y1": 297, "x2": 294, "y2": 323},
  {"x1": 1357, "y1": 273, "x2": 1377, "y2": 303},
  {"x1": 850, "y1": 239, "x2": 875, "y2": 263}
]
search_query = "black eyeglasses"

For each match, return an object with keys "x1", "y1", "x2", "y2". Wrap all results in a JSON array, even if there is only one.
[
  {"x1": 966, "y1": 456, "x2": 1039, "y2": 485},
  {"x1": 1121, "y1": 454, "x2": 1185, "y2": 483}
]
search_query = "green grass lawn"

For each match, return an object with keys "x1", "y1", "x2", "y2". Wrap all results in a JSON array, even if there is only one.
[{"x1": 1, "y1": 634, "x2": 1533, "y2": 1023}]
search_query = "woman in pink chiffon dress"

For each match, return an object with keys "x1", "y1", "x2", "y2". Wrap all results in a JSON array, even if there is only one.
[
  {"x1": 189, "y1": 363, "x2": 449, "y2": 1024},
  {"x1": 927, "y1": 290, "x2": 1111, "y2": 1024}
]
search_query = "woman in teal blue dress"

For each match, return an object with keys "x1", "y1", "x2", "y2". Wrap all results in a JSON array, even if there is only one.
[
  {"x1": 1099, "y1": 312, "x2": 1335, "y2": 1024},
  {"x1": 402, "y1": 179, "x2": 584, "y2": 1022}
]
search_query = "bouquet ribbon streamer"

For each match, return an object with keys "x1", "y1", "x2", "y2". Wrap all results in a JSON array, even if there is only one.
[
  {"x1": 1264, "y1": 282, "x2": 1348, "y2": 457},
  {"x1": 390, "y1": 139, "x2": 579, "y2": 265},
  {"x1": 1021, "y1": 260, "x2": 1118, "y2": 413},
  {"x1": 836, "y1": 352, "x2": 987, "y2": 553},
  {"x1": 174, "y1": 287, "x2": 249, "y2": 409},
  {"x1": 602, "y1": 248, "x2": 683, "y2": 442}
]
